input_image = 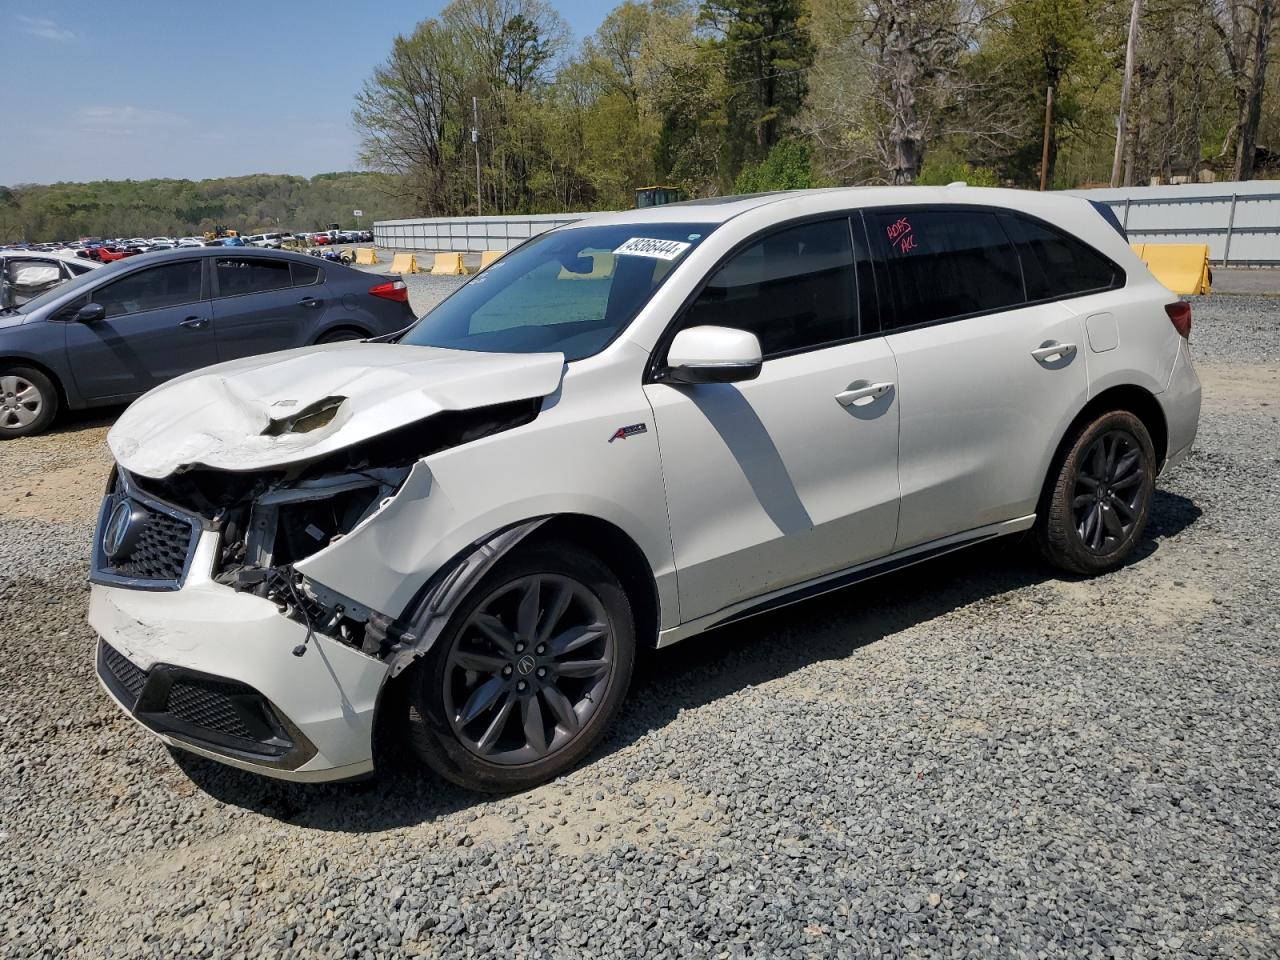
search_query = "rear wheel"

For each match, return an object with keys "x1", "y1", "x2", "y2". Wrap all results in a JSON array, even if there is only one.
[
  {"x1": 0, "y1": 366, "x2": 58, "y2": 438},
  {"x1": 1038, "y1": 409, "x2": 1155, "y2": 575},
  {"x1": 406, "y1": 542, "x2": 635, "y2": 793},
  {"x1": 316, "y1": 328, "x2": 367, "y2": 344}
]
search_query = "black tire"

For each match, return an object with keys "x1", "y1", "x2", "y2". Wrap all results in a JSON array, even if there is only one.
[
  {"x1": 405, "y1": 541, "x2": 636, "y2": 793},
  {"x1": 0, "y1": 365, "x2": 59, "y2": 438},
  {"x1": 1038, "y1": 409, "x2": 1156, "y2": 575},
  {"x1": 316, "y1": 328, "x2": 367, "y2": 344}
]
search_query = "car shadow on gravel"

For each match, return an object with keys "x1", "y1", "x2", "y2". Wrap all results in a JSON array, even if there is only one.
[{"x1": 172, "y1": 489, "x2": 1201, "y2": 830}]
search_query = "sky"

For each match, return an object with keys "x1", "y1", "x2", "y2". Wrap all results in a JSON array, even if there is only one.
[{"x1": 0, "y1": 1, "x2": 610, "y2": 186}]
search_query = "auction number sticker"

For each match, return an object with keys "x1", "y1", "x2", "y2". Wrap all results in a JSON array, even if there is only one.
[{"x1": 613, "y1": 237, "x2": 692, "y2": 260}]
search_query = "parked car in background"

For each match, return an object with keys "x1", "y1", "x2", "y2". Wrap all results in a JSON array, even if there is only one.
[
  {"x1": 178, "y1": 237, "x2": 204, "y2": 247},
  {"x1": 0, "y1": 250, "x2": 102, "y2": 309},
  {"x1": 97, "y1": 245, "x2": 143, "y2": 263},
  {"x1": 247, "y1": 233, "x2": 284, "y2": 249},
  {"x1": 82, "y1": 186, "x2": 1199, "y2": 789},
  {"x1": 0, "y1": 247, "x2": 413, "y2": 437},
  {"x1": 312, "y1": 232, "x2": 332, "y2": 245}
]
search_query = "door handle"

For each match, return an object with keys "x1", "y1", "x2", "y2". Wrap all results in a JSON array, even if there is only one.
[
  {"x1": 179, "y1": 316, "x2": 208, "y2": 329},
  {"x1": 298, "y1": 297, "x2": 321, "y2": 308},
  {"x1": 1031, "y1": 342, "x2": 1077, "y2": 365},
  {"x1": 835, "y1": 381, "x2": 894, "y2": 407}
]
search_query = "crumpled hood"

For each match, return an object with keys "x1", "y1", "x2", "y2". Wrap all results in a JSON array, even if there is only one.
[{"x1": 108, "y1": 341, "x2": 566, "y2": 478}]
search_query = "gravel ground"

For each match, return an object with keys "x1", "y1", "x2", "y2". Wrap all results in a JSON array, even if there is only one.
[{"x1": 1, "y1": 298, "x2": 1278, "y2": 959}]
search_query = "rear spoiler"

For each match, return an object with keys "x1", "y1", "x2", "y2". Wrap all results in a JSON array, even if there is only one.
[{"x1": 1088, "y1": 200, "x2": 1128, "y2": 241}]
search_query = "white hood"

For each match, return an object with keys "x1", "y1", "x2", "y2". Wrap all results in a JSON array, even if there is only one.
[{"x1": 108, "y1": 342, "x2": 566, "y2": 478}]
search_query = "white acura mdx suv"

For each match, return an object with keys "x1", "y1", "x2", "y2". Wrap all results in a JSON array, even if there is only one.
[{"x1": 90, "y1": 186, "x2": 1201, "y2": 790}]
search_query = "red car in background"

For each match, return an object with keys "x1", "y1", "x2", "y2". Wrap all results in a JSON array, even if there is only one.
[{"x1": 98, "y1": 245, "x2": 143, "y2": 263}]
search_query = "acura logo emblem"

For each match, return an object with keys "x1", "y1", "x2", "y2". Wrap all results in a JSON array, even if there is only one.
[
  {"x1": 516, "y1": 655, "x2": 537, "y2": 676},
  {"x1": 102, "y1": 499, "x2": 146, "y2": 560}
]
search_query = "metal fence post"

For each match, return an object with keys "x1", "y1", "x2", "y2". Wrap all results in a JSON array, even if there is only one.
[
  {"x1": 1122, "y1": 198, "x2": 1132, "y2": 230},
  {"x1": 1222, "y1": 193, "x2": 1238, "y2": 267}
]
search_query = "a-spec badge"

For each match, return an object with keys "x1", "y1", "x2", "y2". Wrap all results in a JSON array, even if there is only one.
[{"x1": 608, "y1": 423, "x2": 648, "y2": 443}]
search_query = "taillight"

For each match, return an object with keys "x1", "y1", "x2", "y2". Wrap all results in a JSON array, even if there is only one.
[
  {"x1": 368, "y1": 279, "x2": 408, "y2": 303},
  {"x1": 1165, "y1": 301, "x2": 1192, "y2": 340}
]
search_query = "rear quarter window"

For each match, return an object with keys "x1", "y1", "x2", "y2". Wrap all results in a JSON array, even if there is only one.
[{"x1": 999, "y1": 214, "x2": 1122, "y2": 300}]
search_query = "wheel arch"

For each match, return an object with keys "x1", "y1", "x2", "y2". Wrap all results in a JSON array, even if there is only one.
[
  {"x1": 526, "y1": 513, "x2": 661, "y2": 651},
  {"x1": 1038, "y1": 383, "x2": 1168, "y2": 515},
  {"x1": 0, "y1": 354, "x2": 71, "y2": 410},
  {"x1": 315, "y1": 323, "x2": 370, "y2": 343}
]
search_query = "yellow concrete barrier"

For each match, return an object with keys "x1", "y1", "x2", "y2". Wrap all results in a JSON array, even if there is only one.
[
  {"x1": 430, "y1": 252, "x2": 466, "y2": 276},
  {"x1": 354, "y1": 247, "x2": 379, "y2": 265},
  {"x1": 389, "y1": 252, "x2": 419, "y2": 275},
  {"x1": 1130, "y1": 243, "x2": 1211, "y2": 296},
  {"x1": 558, "y1": 250, "x2": 615, "y2": 280},
  {"x1": 479, "y1": 250, "x2": 505, "y2": 270}
]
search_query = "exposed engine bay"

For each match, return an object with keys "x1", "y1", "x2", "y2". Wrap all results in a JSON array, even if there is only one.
[{"x1": 125, "y1": 399, "x2": 542, "y2": 661}]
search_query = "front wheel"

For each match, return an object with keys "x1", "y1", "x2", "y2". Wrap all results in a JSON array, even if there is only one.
[
  {"x1": 1038, "y1": 409, "x2": 1156, "y2": 575},
  {"x1": 0, "y1": 366, "x2": 58, "y2": 438},
  {"x1": 406, "y1": 542, "x2": 636, "y2": 793}
]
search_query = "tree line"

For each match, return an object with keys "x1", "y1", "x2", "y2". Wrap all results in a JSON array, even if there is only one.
[
  {"x1": 0, "y1": 173, "x2": 401, "y2": 244},
  {"x1": 355, "y1": 0, "x2": 1279, "y2": 216}
]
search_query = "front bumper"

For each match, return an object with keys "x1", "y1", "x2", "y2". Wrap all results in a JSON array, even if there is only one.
[{"x1": 90, "y1": 531, "x2": 389, "y2": 782}]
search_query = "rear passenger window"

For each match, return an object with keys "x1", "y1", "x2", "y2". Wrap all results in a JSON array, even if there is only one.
[
  {"x1": 1000, "y1": 214, "x2": 1120, "y2": 300},
  {"x1": 872, "y1": 209, "x2": 1023, "y2": 329},
  {"x1": 291, "y1": 262, "x2": 321, "y2": 287},
  {"x1": 682, "y1": 218, "x2": 858, "y2": 358},
  {"x1": 215, "y1": 258, "x2": 292, "y2": 296}
]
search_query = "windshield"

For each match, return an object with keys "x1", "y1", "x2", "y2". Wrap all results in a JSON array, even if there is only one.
[
  {"x1": 400, "y1": 222, "x2": 715, "y2": 360},
  {"x1": 11, "y1": 260, "x2": 113, "y2": 314}
]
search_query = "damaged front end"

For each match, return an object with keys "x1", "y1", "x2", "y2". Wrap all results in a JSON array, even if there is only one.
[{"x1": 113, "y1": 399, "x2": 542, "y2": 663}]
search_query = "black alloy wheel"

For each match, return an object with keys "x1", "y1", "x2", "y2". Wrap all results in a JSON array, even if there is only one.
[
  {"x1": 1038, "y1": 409, "x2": 1156, "y2": 575},
  {"x1": 406, "y1": 542, "x2": 635, "y2": 793}
]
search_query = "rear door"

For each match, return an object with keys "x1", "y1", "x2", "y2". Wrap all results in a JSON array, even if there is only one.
[
  {"x1": 645, "y1": 216, "x2": 901, "y2": 622},
  {"x1": 64, "y1": 258, "x2": 216, "y2": 402},
  {"x1": 867, "y1": 206, "x2": 1090, "y2": 550},
  {"x1": 210, "y1": 255, "x2": 321, "y2": 360}
]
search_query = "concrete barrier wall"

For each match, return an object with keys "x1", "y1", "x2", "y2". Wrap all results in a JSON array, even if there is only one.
[
  {"x1": 377, "y1": 180, "x2": 1280, "y2": 265},
  {"x1": 374, "y1": 213, "x2": 598, "y2": 253},
  {"x1": 1066, "y1": 181, "x2": 1280, "y2": 266}
]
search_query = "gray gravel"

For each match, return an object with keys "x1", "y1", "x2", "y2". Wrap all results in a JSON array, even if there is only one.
[{"x1": 2, "y1": 299, "x2": 1279, "y2": 959}]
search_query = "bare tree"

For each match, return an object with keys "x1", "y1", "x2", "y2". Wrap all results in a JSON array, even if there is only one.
[
  {"x1": 1208, "y1": 0, "x2": 1277, "y2": 179},
  {"x1": 353, "y1": 25, "x2": 457, "y2": 215}
]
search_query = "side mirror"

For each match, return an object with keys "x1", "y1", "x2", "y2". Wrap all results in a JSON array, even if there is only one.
[
  {"x1": 76, "y1": 302, "x2": 106, "y2": 323},
  {"x1": 663, "y1": 325, "x2": 762, "y2": 384}
]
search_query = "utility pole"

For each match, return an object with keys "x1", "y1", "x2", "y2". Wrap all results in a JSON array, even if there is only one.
[
  {"x1": 472, "y1": 96, "x2": 482, "y2": 217},
  {"x1": 1039, "y1": 86, "x2": 1054, "y2": 191},
  {"x1": 1111, "y1": 0, "x2": 1142, "y2": 188}
]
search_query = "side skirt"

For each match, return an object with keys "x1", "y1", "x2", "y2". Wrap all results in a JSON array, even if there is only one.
[{"x1": 654, "y1": 515, "x2": 1036, "y2": 648}]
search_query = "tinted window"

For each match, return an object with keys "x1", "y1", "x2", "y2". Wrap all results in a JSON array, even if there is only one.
[
  {"x1": 401, "y1": 222, "x2": 714, "y2": 361},
  {"x1": 215, "y1": 257, "x2": 292, "y2": 296},
  {"x1": 291, "y1": 261, "x2": 321, "y2": 287},
  {"x1": 92, "y1": 261, "x2": 203, "y2": 318},
  {"x1": 872, "y1": 209, "x2": 1023, "y2": 329},
  {"x1": 1000, "y1": 214, "x2": 1120, "y2": 300},
  {"x1": 682, "y1": 218, "x2": 858, "y2": 358}
]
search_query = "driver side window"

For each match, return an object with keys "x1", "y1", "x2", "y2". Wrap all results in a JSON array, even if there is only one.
[
  {"x1": 92, "y1": 261, "x2": 204, "y2": 318},
  {"x1": 680, "y1": 218, "x2": 860, "y2": 359}
]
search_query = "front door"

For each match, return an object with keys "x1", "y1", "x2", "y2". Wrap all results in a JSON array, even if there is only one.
[
  {"x1": 644, "y1": 217, "x2": 901, "y2": 623},
  {"x1": 64, "y1": 258, "x2": 217, "y2": 403}
]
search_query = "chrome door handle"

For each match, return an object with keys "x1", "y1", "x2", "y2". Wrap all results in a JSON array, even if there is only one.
[
  {"x1": 298, "y1": 297, "x2": 321, "y2": 308},
  {"x1": 179, "y1": 316, "x2": 208, "y2": 329},
  {"x1": 835, "y1": 381, "x2": 894, "y2": 407},
  {"x1": 1031, "y1": 342, "x2": 1077, "y2": 364}
]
